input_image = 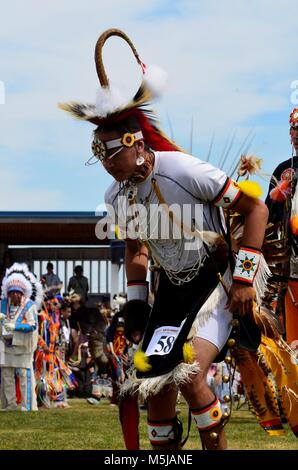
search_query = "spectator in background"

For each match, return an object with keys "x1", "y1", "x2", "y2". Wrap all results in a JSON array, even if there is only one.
[
  {"x1": 69, "y1": 294, "x2": 94, "y2": 365},
  {"x1": 41, "y1": 262, "x2": 62, "y2": 295},
  {"x1": 60, "y1": 301, "x2": 73, "y2": 363},
  {"x1": 68, "y1": 265, "x2": 89, "y2": 302},
  {"x1": 69, "y1": 294, "x2": 88, "y2": 332}
]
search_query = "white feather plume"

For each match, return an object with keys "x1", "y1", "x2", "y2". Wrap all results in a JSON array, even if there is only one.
[
  {"x1": 27, "y1": 271, "x2": 44, "y2": 310},
  {"x1": 4, "y1": 262, "x2": 29, "y2": 278},
  {"x1": 143, "y1": 64, "x2": 168, "y2": 99},
  {"x1": 95, "y1": 86, "x2": 129, "y2": 117}
]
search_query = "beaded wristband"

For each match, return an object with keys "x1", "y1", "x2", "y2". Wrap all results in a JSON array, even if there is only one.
[
  {"x1": 233, "y1": 246, "x2": 261, "y2": 285},
  {"x1": 127, "y1": 280, "x2": 148, "y2": 302}
]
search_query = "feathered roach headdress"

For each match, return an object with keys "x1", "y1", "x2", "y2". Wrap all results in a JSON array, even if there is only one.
[{"x1": 59, "y1": 28, "x2": 182, "y2": 159}]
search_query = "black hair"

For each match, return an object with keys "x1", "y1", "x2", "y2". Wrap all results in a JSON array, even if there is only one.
[
  {"x1": 60, "y1": 301, "x2": 70, "y2": 311},
  {"x1": 94, "y1": 115, "x2": 141, "y2": 135},
  {"x1": 74, "y1": 265, "x2": 83, "y2": 273},
  {"x1": 94, "y1": 115, "x2": 151, "y2": 152}
]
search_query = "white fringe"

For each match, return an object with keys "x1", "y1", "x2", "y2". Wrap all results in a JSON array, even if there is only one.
[
  {"x1": 192, "y1": 268, "x2": 232, "y2": 330},
  {"x1": 120, "y1": 361, "x2": 200, "y2": 400},
  {"x1": 254, "y1": 254, "x2": 271, "y2": 305}
]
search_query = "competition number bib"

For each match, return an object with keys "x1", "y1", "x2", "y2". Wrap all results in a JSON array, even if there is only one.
[{"x1": 145, "y1": 326, "x2": 180, "y2": 356}]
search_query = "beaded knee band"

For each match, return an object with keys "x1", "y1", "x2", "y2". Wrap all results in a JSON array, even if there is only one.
[
  {"x1": 191, "y1": 397, "x2": 222, "y2": 431},
  {"x1": 147, "y1": 417, "x2": 181, "y2": 446}
]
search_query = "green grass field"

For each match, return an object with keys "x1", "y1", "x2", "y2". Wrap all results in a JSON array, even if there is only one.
[{"x1": 0, "y1": 398, "x2": 297, "y2": 450}]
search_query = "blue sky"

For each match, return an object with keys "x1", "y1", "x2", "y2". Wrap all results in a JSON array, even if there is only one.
[{"x1": 1, "y1": 0, "x2": 298, "y2": 210}]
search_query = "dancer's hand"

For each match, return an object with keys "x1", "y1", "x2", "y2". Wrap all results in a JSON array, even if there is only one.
[
  {"x1": 123, "y1": 300, "x2": 151, "y2": 344},
  {"x1": 0, "y1": 313, "x2": 6, "y2": 322},
  {"x1": 225, "y1": 283, "x2": 255, "y2": 317},
  {"x1": 4, "y1": 322, "x2": 15, "y2": 332}
]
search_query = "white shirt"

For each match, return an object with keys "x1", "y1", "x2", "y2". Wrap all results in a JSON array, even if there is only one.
[{"x1": 105, "y1": 151, "x2": 229, "y2": 281}]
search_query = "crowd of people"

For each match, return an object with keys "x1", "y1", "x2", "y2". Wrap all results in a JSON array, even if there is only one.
[
  {"x1": 0, "y1": 261, "x2": 134, "y2": 411},
  {"x1": 0, "y1": 258, "x2": 243, "y2": 436}
]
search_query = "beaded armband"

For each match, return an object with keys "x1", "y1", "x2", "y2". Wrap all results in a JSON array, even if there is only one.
[
  {"x1": 127, "y1": 280, "x2": 148, "y2": 302},
  {"x1": 233, "y1": 246, "x2": 261, "y2": 285},
  {"x1": 213, "y1": 178, "x2": 242, "y2": 209}
]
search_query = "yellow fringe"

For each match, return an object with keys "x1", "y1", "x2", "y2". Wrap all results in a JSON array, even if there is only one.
[
  {"x1": 115, "y1": 224, "x2": 123, "y2": 240},
  {"x1": 133, "y1": 349, "x2": 152, "y2": 372},
  {"x1": 267, "y1": 429, "x2": 285, "y2": 436},
  {"x1": 183, "y1": 342, "x2": 195, "y2": 363}
]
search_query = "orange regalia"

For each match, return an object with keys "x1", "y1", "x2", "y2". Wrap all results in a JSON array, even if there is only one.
[
  {"x1": 35, "y1": 298, "x2": 76, "y2": 407},
  {"x1": 229, "y1": 207, "x2": 298, "y2": 438}
]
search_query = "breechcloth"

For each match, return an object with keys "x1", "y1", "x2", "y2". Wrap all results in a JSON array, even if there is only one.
[{"x1": 137, "y1": 254, "x2": 228, "y2": 379}]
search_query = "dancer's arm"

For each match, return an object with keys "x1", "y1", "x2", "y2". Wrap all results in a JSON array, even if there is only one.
[
  {"x1": 125, "y1": 239, "x2": 148, "y2": 281},
  {"x1": 226, "y1": 195, "x2": 269, "y2": 316}
]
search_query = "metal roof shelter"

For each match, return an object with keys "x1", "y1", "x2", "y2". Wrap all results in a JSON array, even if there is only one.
[
  {"x1": 0, "y1": 212, "x2": 125, "y2": 301},
  {"x1": 0, "y1": 211, "x2": 109, "y2": 246}
]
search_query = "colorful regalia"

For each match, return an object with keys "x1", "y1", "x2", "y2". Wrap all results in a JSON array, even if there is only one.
[
  {"x1": 0, "y1": 263, "x2": 43, "y2": 411},
  {"x1": 265, "y1": 112, "x2": 298, "y2": 351},
  {"x1": 35, "y1": 297, "x2": 77, "y2": 407},
  {"x1": 228, "y1": 158, "x2": 298, "y2": 438}
]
